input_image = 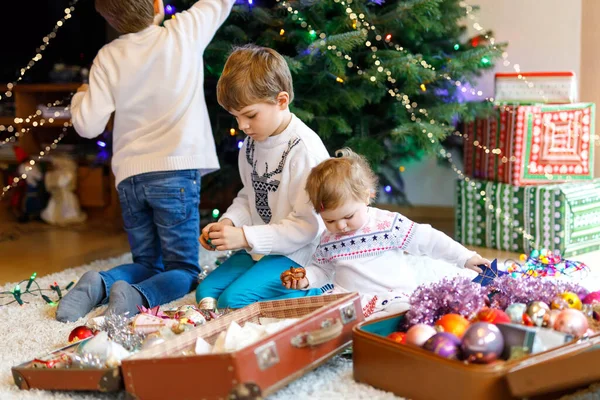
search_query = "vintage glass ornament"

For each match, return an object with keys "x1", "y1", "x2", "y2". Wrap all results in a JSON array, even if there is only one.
[
  {"x1": 460, "y1": 322, "x2": 504, "y2": 364},
  {"x1": 68, "y1": 325, "x2": 95, "y2": 343},
  {"x1": 434, "y1": 314, "x2": 470, "y2": 339},
  {"x1": 473, "y1": 308, "x2": 511, "y2": 325},
  {"x1": 553, "y1": 309, "x2": 589, "y2": 337},
  {"x1": 550, "y1": 296, "x2": 570, "y2": 310},
  {"x1": 523, "y1": 301, "x2": 550, "y2": 327},
  {"x1": 557, "y1": 292, "x2": 582, "y2": 310},
  {"x1": 423, "y1": 332, "x2": 461, "y2": 359},
  {"x1": 405, "y1": 324, "x2": 437, "y2": 347},
  {"x1": 583, "y1": 291, "x2": 600, "y2": 305},
  {"x1": 505, "y1": 303, "x2": 526, "y2": 324},
  {"x1": 387, "y1": 332, "x2": 407, "y2": 344}
]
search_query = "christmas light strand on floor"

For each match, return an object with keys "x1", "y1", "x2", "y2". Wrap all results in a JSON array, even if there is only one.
[
  {"x1": 0, "y1": 127, "x2": 67, "y2": 200},
  {"x1": 1, "y1": 1, "x2": 80, "y2": 101},
  {"x1": 0, "y1": 272, "x2": 74, "y2": 307}
]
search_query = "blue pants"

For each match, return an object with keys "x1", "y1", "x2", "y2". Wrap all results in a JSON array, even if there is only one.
[
  {"x1": 100, "y1": 170, "x2": 201, "y2": 307},
  {"x1": 196, "y1": 252, "x2": 323, "y2": 309}
]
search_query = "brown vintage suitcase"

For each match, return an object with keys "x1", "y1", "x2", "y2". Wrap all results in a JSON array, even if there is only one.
[
  {"x1": 353, "y1": 312, "x2": 600, "y2": 400},
  {"x1": 11, "y1": 341, "x2": 123, "y2": 392},
  {"x1": 122, "y1": 293, "x2": 363, "y2": 399}
]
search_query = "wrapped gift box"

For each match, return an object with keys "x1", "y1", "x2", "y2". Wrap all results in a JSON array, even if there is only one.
[
  {"x1": 463, "y1": 102, "x2": 595, "y2": 186},
  {"x1": 353, "y1": 313, "x2": 600, "y2": 400},
  {"x1": 455, "y1": 179, "x2": 600, "y2": 256},
  {"x1": 494, "y1": 71, "x2": 578, "y2": 104}
]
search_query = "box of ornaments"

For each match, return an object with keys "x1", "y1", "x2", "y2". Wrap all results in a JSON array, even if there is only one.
[
  {"x1": 353, "y1": 274, "x2": 600, "y2": 400},
  {"x1": 11, "y1": 304, "x2": 223, "y2": 392},
  {"x1": 13, "y1": 293, "x2": 362, "y2": 399}
]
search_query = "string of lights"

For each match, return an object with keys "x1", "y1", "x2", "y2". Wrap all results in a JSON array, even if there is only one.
[
  {"x1": 0, "y1": 272, "x2": 74, "y2": 307},
  {"x1": 1, "y1": 1, "x2": 80, "y2": 101},
  {"x1": 0, "y1": 128, "x2": 67, "y2": 200}
]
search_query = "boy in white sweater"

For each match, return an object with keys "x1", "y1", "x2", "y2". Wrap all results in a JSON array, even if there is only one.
[
  {"x1": 196, "y1": 45, "x2": 330, "y2": 309},
  {"x1": 281, "y1": 149, "x2": 490, "y2": 319},
  {"x1": 56, "y1": 0, "x2": 236, "y2": 322}
]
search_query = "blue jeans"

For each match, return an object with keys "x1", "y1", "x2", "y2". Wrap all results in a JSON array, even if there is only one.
[
  {"x1": 196, "y1": 252, "x2": 323, "y2": 309},
  {"x1": 99, "y1": 170, "x2": 201, "y2": 307}
]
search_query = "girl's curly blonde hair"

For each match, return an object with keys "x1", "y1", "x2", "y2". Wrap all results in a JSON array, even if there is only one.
[{"x1": 305, "y1": 148, "x2": 378, "y2": 212}]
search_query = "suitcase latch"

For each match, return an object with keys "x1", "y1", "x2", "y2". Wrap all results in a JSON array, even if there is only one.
[
  {"x1": 339, "y1": 302, "x2": 356, "y2": 325},
  {"x1": 254, "y1": 341, "x2": 279, "y2": 371}
]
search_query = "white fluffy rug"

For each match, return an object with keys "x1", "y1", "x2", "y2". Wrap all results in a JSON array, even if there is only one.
[{"x1": 1, "y1": 253, "x2": 599, "y2": 400}]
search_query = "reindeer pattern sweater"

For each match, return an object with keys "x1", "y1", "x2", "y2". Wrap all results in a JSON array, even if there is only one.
[{"x1": 220, "y1": 114, "x2": 330, "y2": 267}]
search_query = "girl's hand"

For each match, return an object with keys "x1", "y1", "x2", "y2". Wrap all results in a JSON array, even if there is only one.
[
  {"x1": 207, "y1": 224, "x2": 249, "y2": 251},
  {"x1": 200, "y1": 219, "x2": 235, "y2": 251},
  {"x1": 464, "y1": 254, "x2": 490, "y2": 274}
]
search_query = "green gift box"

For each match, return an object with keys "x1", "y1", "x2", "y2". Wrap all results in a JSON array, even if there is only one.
[{"x1": 455, "y1": 179, "x2": 600, "y2": 256}]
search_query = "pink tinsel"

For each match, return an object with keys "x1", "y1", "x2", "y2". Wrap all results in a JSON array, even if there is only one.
[
  {"x1": 405, "y1": 276, "x2": 589, "y2": 328},
  {"x1": 406, "y1": 277, "x2": 488, "y2": 327},
  {"x1": 488, "y1": 275, "x2": 588, "y2": 310}
]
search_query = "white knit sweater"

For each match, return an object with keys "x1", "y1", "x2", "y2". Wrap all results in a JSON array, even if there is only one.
[
  {"x1": 220, "y1": 114, "x2": 330, "y2": 267},
  {"x1": 70, "y1": 0, "x2": 236, "y2": 186}
]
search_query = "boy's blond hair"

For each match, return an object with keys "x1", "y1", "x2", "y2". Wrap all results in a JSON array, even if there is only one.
[
  {"x1": 305, "y1": 148, "x2": 378, "y2": 212},
  {"x1": 95, "y1": 0, "x2": 155, "y2": 34},
  {"x1": 217, "y1": 44, "x2": 294, "y2": 111}
]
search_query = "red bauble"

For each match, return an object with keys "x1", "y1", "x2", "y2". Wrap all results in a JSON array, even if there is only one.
[
  {"x1": 434, "y1": 314, "x2": 470, "y2": 339},
  {"x1": 387, "y1": 332, "x2": 407, "y2": 344},
  {"x1": 473, "y1": 308, "x2": 511, "y2": 325},
  {"x1": 68, "y1": 325, "x2": 95, "y2": 343}
]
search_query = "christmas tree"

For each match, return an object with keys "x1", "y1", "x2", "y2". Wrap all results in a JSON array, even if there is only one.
[{"x1": 169, "y1": 0, "x2": 505, "y2": 204}]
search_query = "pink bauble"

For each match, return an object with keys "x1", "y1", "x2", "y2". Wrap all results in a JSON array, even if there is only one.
[
  {"x1": 553, "y1": 309, "x2": 589, "y2": 337},
  {"x1": 548, "y1": 309, "x2": 561, "y2": 328},
  {"x1": 583, "y1": 291, "x2": 600, "y2": 305},
  {"x1": 405, "y1": 324, "x2": 437, "y2": 347}
]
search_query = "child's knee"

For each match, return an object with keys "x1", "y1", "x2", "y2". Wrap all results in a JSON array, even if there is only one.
[
  {"x1": 195, "y1": 280, "x2": 218, "y2": 303},
  {"x1": 217, "y1": 288, "x2": 251, "y2": 309}
]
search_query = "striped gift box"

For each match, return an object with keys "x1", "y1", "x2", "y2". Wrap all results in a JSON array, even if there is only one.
[{"x1": 455, "y1": 179, "x2": 600, "y2": 256}]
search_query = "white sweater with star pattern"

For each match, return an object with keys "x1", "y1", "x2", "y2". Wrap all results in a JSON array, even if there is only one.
[{"x1": 305, "y1": 207, "x2": 476, "y2": 298}]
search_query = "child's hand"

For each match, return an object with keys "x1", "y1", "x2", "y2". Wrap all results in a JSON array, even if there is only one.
[
  {"x1": 200, "y1": 220, "x2": 234, "y2": 251},
  {"x1": 280, "y1": 267, "x2": 309, "y2": 289},
  {"x1": 464, "y1": 254, "x2": 490, "y2": 274},
  {"x1": 77, "y1": 84, "x2": 89, "y2": 93},
  {"x1": 206, "y1": 223, "x2": 248, "y2": 251}
]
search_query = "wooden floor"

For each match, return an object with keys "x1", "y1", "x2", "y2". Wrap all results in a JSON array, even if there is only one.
[{"x1": 0, "y1": 210, "x2": 129, "y2": 285}]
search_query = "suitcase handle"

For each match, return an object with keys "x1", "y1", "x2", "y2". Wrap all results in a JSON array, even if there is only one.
[{"x1": 292, "y1": 318, "x2": 343, "y2": 348}]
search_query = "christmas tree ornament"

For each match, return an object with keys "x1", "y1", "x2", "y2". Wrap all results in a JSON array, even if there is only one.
[
  {"x1": 460, "y1": 322, "x2": 504, "y2": 364},
  {"x1": 280, "y1": 267, "x2": 306, "y2": 284},
  {"x1": 550, "y1": 296, "x2": 570, "y2": 310},
  {"x1": 68, "y1": 326, "x2": 95, "y2": 343},
  {"x1": 505, "y1": 303, "x2": 527, "y2": 323},
  {"x1": 404, "y1": 324, "x2": 437, "y2": 347},
  {"x1": 472, "y1": 308, "x2": 511, "y2": 325},
  {"x1": 557, "y1": 292, "x2": 582, "y2": 310},
  {"x1": 583, "y1": 291, "x2": 600, "y2": 305},
  {"x1": 423, "y1": 332, "x2": 461, "y2": 359},
  {"x1": 387, "y1": 332, "x2": 406, "y2": 344},
  {"x1": 434, "y1": 314, "x2": 470, "y2": 339},
  {"x1": 548, "y1": 309, "x2": 562, "y2": 327},
  {"x1": 523, "y1": 301, "x2": 550, "y2": 327},
  {"x1": 553, "y1": 309, "x2": 589, "y2": 337}
]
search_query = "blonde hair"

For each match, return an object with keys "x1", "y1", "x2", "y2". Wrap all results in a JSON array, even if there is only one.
[
  {"x1": 217, "y1": 44, "x2": 294, "y2": 111},
  {"x1": 95, "y1": 0, "x2": 154, "y2": 34},
  {"x1": 305, "y1": 148, "x2": 378, "y2": 212}
]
